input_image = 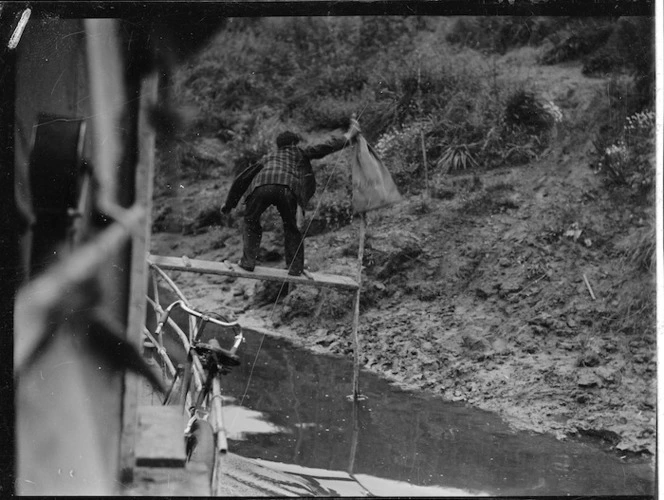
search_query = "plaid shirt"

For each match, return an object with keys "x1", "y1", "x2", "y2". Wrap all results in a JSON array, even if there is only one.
[{"x1": 248, "y1": 134, "x2": 348, "y2": 208}]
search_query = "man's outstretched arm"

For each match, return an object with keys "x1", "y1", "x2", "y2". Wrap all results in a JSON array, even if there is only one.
[{"x1": 302, "y1": 117, "x2": 361, "y2": 160}]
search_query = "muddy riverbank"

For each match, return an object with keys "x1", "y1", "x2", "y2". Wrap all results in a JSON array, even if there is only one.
[{"x1": 151, "y1": 54, "x2": 655, "y2": 462}]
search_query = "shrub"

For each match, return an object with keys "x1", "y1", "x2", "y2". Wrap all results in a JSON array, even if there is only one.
[
  {"x1": 615, "y1": 17, "x2": 655, "y2": 108},
  {"x1": 493, "y1": 89, "x2": 562, "y2": 166},
  {"x1": 612, "y1": 275, "x2": 655, "y2": 338},
  {"x1": 296, "y1": 95, "x2": 362, "y2": 130},
  {"x1": 437, "y1": 144, "x2": 479, "y2": 173},
  {"x1": 373, "y1": 120, "x2": 434, "y2": 191},
  {"x1": 624, "y1": 220, "x2": 656, "y2": 273},
  {"x1": 155, "y1": 140, "x2": 219, "y2": 183},
  {"x1": 358, "y1": 16, "x2": 421, "y2": 55},
  {"x1": 446, "y1": 16, "x2": 566, "y2": 53},
  {"x1": 303, "y1": 194, "x2": 354, "y2": 236},
  {"x1": 374, "y1": 120, "x2": 430, "y2": 165},
  {"x1": 503, "y1": 89, "x2": 554, "y2": 134},
  {"x1": 228, "y1": 113, "x2": 290, "y2": 175},
  {"x1": 594, "y1": 111, "x2": 655, "y2": 199},
  {"x1": 593, "y1": 110, "x2": 655, "y2": 195},
  {"x1": 582, "y1": 50, "x2": 621, "y2": 77},
  {"x1": 538, "y1": 21, "x2": 614, "y2": 65}
]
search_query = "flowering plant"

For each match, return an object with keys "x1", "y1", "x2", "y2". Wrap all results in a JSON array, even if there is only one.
[{"x1": 594, "y1": 110, "x2": 655, "y2": 192}]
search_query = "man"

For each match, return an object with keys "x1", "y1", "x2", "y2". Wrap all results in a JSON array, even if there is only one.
[{"x1": 222, "y1": 118, "x2": 360, "y2": 276}]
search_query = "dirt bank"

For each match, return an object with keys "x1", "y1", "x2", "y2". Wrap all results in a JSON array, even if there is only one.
[{"x1": 150, "y1": 56, "x2": 655, "y2": 460}]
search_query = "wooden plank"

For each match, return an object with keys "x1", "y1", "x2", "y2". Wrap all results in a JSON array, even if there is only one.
[
  {"x1": 125, "y1": 464, "x2": 211, "y2": 496},
  {"x1": 120, "y1": 71, "x2": 159, "y2": 482},
  {"x1": 148, "y1": 254, "x2": 359, "y2": 291},
  {"x1": 135, "y1": 406, "x2": 187, "y2": 468}
]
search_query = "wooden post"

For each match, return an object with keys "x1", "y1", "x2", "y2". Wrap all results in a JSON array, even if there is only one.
[
  {"x1": 351, "y1": 213, "x2": 366, "y2": 399},
  {"x1": 347, "y1": 395, "x2": 360, "y2": 475},
  {"x1": 120, "y1": 71, "x2": 159, "y2": 483}
]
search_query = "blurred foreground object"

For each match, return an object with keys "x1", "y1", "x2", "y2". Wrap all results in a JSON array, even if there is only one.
[{"x1": 9, "y1": 11, "x2": 223, "y2": 495}]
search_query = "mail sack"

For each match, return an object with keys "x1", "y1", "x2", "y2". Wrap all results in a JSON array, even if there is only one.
[{"x1": 351, "y1": 135, "x2": 402, "y2": 213}]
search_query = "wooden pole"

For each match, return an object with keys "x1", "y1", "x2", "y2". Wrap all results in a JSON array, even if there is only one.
[
  {"x1": 14, "y1": 204, "x2": 145, "y2": 370},
  {"x1": 347, "y1": 395, "x2": 360, "y2": 474},
  {"x1": 120, "y1": 71, "x2": 159, "y2": 483},
  {"x1": 143, "y1": 327, "x2": 177, "y2": 377},
  {"x1": 351, "y1": 213, "x2": 366, "y2": 399}
]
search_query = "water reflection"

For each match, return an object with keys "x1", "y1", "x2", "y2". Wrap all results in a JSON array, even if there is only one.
[
  {"x1": 354, "y1": 474, "x2": 487, "y2": 497},
  {"x1": 217, "y1": 331, "x2": 653, "y2": 496},
  {"x1": 221, "y1": 398, "x2": 290, "y2": 441}
]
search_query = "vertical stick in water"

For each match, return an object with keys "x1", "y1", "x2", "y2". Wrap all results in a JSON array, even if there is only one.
[
  {"x1": 351, "y1": 213, "x2": 366, "y2": 399},
  {"x1": 348, "y1": 393, "x2": 360, "y2": 474}
]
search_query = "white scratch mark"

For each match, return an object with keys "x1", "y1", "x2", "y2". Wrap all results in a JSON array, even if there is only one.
[
  {"x1": 53, "y1": 361, "x2": 75, "y2": 369},
  {"x1": 8, "y1": 8, "x2": 31, "y2": 49},
  {"x1": 51, "y1": 69, "x2": 67, "y2": 96}
]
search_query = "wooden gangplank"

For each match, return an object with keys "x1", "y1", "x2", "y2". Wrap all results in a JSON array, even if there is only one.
[
  {"x1": 134, "y1": 406, "x2": 187, "y2": 468},
  {"x1": 147, "y1": 254, "x2": 359, "y2": 291}
]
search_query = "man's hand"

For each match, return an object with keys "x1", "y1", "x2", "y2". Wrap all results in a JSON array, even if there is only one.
[{"x1": 345, "y1": 115, "x2": 361, "y2": 142}]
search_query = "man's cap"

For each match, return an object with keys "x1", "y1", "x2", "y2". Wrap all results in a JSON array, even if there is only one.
[{"x1": 276, "y1": 131, "x2": 302, "y2": 148}]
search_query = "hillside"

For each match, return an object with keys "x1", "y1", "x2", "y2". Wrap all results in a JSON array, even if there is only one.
[{"x1": 150, "y1": 17, "x2": 655, "y2": 457}]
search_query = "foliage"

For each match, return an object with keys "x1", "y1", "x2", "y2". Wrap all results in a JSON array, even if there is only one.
[
  {"x1": 446, "y1": 16, "x2": 565, "y2": 53},
  {"x1": 612, "y1": 274, "x2": 656, "y2": 338},
  {"x1": 539, "y1": 21, "x2": 614, "y2": 65},
  {"x1": 445, "y1": 16, "x2": 654, "y2": 109},
  {"x1": 357, "y1": 16, "x2": 423, "y2": 55},
  {"x1": 295, "y1": 94, "x2": 363, "y2": 130},
  {"x1": 582, "y1": 50, "x2": 621, "y2": 77},
  {"x1": 438, "y1": 144, "x2": 478, "y2": 173},
  {"x1": 303, "y1": 194, "x2": 354, "y2": 236},
  {"x1": 166, "y1": 14, "x2": 650, "y2": 199},
  {"x1": 490, "y1": 89, "x2": 562, "y2": 166},
  {"x1": 593, "y1": 110, "x2": 655, "y2": 195},
  {"x1": 229, "y1": 113, "x2": 285, "y2": 175},
  {"x1": 614, "y1": 17, "x2": 655, "y2": 108},
  {"x1": 503, "y1": 89, "x2": 554, "y2": 134},
  {"x1": 374, "y1": 120, "x2": 432, "y2": 178},
  {"x1": 624, "y1": 220, "x2": 656, "y2": 273},
  {"x1": 155, "y1": 140, "x2": 218, "y2": 183}
]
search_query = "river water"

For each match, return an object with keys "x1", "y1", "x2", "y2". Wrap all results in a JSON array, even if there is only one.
[{"x1": 213, "y1": 330, "x2": 653, "y2": 497}]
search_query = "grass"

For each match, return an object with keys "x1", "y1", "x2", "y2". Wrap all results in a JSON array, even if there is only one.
[
  {"x1": 166, "y1": 17, "x2": 570, "y2": 192},
  {"x1": 623, "y1": 220, "x2": 656, "y2": 273}
]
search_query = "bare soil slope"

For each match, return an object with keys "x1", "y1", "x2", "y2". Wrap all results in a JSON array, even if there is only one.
[{"x1": 151, "y1": 54, "x2": 655, "y2": 458}]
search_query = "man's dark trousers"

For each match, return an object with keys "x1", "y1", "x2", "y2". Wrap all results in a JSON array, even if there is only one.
[{"x1": 242, "y1": 185, "x2": 304, "y2": 276}]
